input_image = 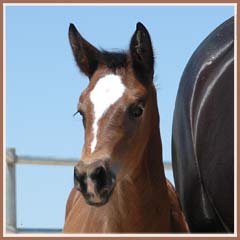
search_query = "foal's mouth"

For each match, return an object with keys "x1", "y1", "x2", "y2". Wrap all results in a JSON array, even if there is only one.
[
  {"x1": 74, "y1": 169, "x2": 116, "y2": 207},
  {"x1": 82, "y1": 183, "x2": 116, "y2": 207},
  {"x1": 86, "y1": 187, "x2": 115, "y2": 207}
]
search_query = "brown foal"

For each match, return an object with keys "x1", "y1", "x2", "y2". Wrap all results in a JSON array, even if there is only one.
[{"x1": 63, "y1": 22, "x2": 188, "y2": 233}]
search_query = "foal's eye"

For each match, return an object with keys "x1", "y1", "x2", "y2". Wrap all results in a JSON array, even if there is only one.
[{"x1": 129, "y1": 104, "x2": 144, "y2": 119}]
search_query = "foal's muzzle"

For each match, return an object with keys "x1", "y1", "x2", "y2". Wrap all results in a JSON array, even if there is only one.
[{"x1": 74, "y1": 160, "x2": 116, "y2": 206}]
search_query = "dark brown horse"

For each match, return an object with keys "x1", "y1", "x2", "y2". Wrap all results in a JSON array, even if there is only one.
[
  {"x1": 172, "y1": 17, "x2": 234, "y2": 233},
  {"x1": 64, "y1": 22, "x2": 188, "y2": 233}
]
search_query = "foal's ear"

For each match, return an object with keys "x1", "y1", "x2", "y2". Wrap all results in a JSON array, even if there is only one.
[
  {"x1": 69, "y1": 24, "x2": 102, "y2": 78},
  {"x1": 130, "y1": 22, "x2": 154, "y2": 85}
]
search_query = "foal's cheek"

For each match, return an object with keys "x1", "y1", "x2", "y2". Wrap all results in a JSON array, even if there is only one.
[{"x1": 122, "y1": 113, "x2": 142, "y2": 136}]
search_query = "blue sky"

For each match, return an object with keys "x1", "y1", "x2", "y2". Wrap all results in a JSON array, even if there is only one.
[{"x1": 6, "y1": 5, "x2": 234, "y2": 229}]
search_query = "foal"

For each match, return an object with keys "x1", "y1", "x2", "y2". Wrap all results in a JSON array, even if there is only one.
[{"x1": 64, "y1": 22, "x2": 188, "y2": 233}]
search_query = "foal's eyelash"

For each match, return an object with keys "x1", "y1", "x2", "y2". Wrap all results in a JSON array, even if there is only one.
[
  {"x1": 73, "y1": 110, "x2": 85, "y2": 118},
  {"x1": 73, "y1": 111, "x2": 79, "y2": 117}
]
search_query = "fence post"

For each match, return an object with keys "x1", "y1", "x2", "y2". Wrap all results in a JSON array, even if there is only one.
[{"x1": 6, "y1": 148, "x2": 17, "y2": 233}]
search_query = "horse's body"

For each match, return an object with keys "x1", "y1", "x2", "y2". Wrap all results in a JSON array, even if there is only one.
[
  {"x1": 64, "y1": 22, "x2": 188, "y2": 233},
  {"x1": 172, "y1": 17, "x2": 234, "y2": 232}
]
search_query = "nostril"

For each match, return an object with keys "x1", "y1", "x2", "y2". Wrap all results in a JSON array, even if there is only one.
[
  {"x1": 90, "y1": 166, "x2": 105, "y2": 180},
  {"x1": 74, "y1": 167, "x2": 87, "y2": 193},
  {"x1": 90, "y1": 166, "x2": 107, "y2": 192},
  {"x1": 79, "y1": 174, "x2": 87, "y2": 192}
]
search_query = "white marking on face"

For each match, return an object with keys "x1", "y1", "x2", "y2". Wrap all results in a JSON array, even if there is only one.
[{"x1": 90, "y1": 74, "x2": 126, "y2": 153}]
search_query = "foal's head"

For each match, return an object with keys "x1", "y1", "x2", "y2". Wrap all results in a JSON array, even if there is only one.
[{"x1": 69, "y1": 22, "x2": 158, "y2": 206}]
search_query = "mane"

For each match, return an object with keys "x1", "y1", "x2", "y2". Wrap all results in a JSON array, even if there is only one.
[{"x1": 101, "y1": 50, "x2": 128, "y2": 71}]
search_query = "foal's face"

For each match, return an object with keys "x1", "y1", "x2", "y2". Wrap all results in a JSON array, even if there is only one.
[{"x1": 69, "y1": 22, "x2": 155, "y2": 206}]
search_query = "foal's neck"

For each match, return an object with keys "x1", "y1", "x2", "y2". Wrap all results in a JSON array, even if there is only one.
[{"x1": 132, "y1": 125, "x2": 166, "y2": 192}]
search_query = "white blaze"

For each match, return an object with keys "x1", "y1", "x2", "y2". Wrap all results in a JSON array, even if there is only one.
[{"x1": 90, "y1": 74, "x2": 125, "y2": 153}]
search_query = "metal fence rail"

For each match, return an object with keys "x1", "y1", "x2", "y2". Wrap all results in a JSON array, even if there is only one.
[{"x1": 5, "y1": 148, "x2": 172, "y2": 234}]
